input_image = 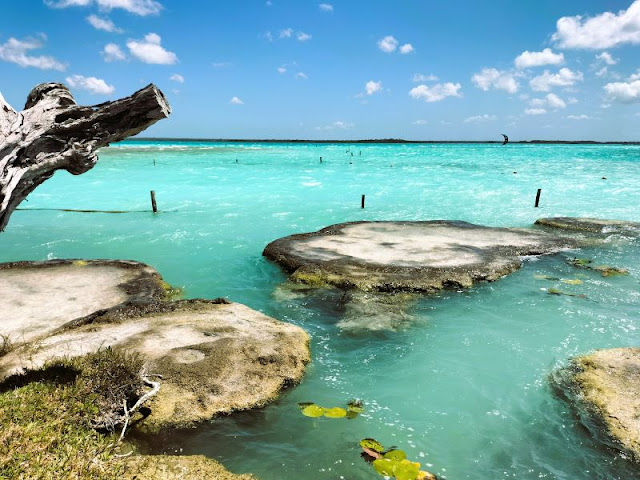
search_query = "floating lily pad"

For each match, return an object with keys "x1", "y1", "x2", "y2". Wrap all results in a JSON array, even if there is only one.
[
  {"x1": 594, "y1": 265, "x2": 629, "y2": 277},
  {"x1": 347, "y1": 399, "x2": 364, "y2": 413},
  {"x1": 384, "y1": 449, "x2": 408, "y2": 461},
  {"x1": 534, "y1": 274, "x2": 560, "y2": 281},
  {"x1": 323, "y1": 407, "x2": 347, "y2": 418},
  {"x1": 301, "y1": 404, "x2": 325, "y2": 417},
  {"x1": 569, "y1": 258, "x2": 592, "y2": 267},
  {"x1": 360, "y1": 438, "x2": 385, "y2": 453},
  {"x1": 394, "y1": 460, "x2": 421, "y2": 480},
  {"x1": 297, "y1": 402, "x2": 314, "y2": 410},
  {"x1": 373, "y1": 458, "x2": 397, "y2": 476}
]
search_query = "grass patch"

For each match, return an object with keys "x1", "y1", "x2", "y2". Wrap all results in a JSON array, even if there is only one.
[{"x1": 0, "y1": 348, "x2": 145, "y2": 478}]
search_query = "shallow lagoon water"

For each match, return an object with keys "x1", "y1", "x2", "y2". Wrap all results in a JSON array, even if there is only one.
[{"x1": 1, "y1": 141, "x2": 640, "y2": 479}]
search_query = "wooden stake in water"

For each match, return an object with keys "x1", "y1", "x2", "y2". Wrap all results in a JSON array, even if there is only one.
[
  {"x1": 361, "y1": 194, "x2": 365, "y2": 209},
  {"x1": 320, "y1": 156, "x2": 323, "y2": 163},
  {"x1": 534, "y1": 188, "x2": 542, "y2": 208},
  {"x1": 150, "y1": 190, "x2": 158, "y2": 213}
]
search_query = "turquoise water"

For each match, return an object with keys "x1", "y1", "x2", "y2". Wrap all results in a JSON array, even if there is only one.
[{"x1": 2, "y1": 141, "x2": 640, "y2": 479}]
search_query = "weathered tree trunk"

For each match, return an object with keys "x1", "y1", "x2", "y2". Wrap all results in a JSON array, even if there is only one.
[{"x1": 0, "y1": 83, "x2": 170, "y2": 231}]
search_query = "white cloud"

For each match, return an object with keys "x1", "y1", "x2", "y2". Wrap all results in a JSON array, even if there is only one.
[
  {"x1": 413, "y1": 73, "x2": 438, "y2": 82},
  {"x1": 595, "y1": 66, "x2": 609, "y2": 77},
  {"x1": 525, "y1": 108, "x2": 547, "y2": 115},
  {"x1": 399, "y1": 43, "x2": 414, "y2": 54},
  {"x1": 377, "y1": 35, "x2": 398, "y2": 53},
  {"x1": 530, "y1": 94, "x2": 567, "y2": 110},
  {"x1": 44, "y1": 0, "x2": 91, "y2": 6},
  {"x1": 471, "y1": 68, "x2": 518, "y2": 94},
  {"x1": 102, "y1": 42, "x2": 126, "y2": 61},
  {"x1": 596, "y1": 51, "x2": 617, "y2": 65},
  {"x1": 65, "y1": 74, "x2": 114, "y2": 95},
  {"x1": 514, "y1": 48, "x2": 564, "y2": 69},
  {"x1": 46, "y1": 0, "x2": 162, "y2": 15},
  {"x1": 530, "y1": 68, "x2": 583, "y2": 92},
  {"x1": 169, "y1": 73, "x2": 184, "y2": 83},
  {"x1": 127, "y1": 33, "x2": 177, "y2": 64},
  {"x1": 297, "y1": 32, "x2": 312, "y2": 42},
  {"x1": 604, "y1": 79, "x2": 640, "y2": 103},
  {"x1": 409, "y1": 82, "x2": 462, "y2": 102},
  {"x1": 546, "y1": 93, "x2": 566, "y2": 109},
  {"x1": 229, "y1": 96, "x2": 244, "y2": 105},
  {"x1": 566, "y1": 114, "x2": 592, "y2": 120},
  {"x1": 365, "y1": 80, "x2": 382, "y2": 95},
  {"x1": 568, "y1": 97, "x2": 578, "y2": 104},
  {"x1": 552, "y1": 1, "x2": 640, "y2": 49},
  {"x1": 0, "y1": 36, "x2": 66, "y2": 70},
  {"x1": 86, "y1": 14, "x2": 122, "y2": 32},
  {"x1": 464, "y1": 114, "x2": 497, "y2": 123},
  {"x1": 277, "y1": 66, "x2": 286, "y2": 74},
  {"x1": 316, "y1": 120, "x2": 354, "y2": 130},
  {"x1": 295, "y1": 72, "x2": 308, "y2": 79},
  {"x1": 279, "y1": 28, "x2": 293, "y2": 39},
  {"x1": 629, "y1": 69, "x2": 640, "y2": 81},
  {"x1": 413, "y1": 119, "x2": 427, "y2": 125},
  {"x1": 319, "y1": 3, "x2": 333, "y2": 12}
]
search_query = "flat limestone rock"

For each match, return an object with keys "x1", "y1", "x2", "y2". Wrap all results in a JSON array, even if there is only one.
[
  {"x1": 122, "y1": 454, "x2": 257, "y2": 480},
  {"x1": 263, "y1": 220, "x2": 578, "y2": 292},
  {"x1": 551, "y1": 348, "x2": 640, "y2": 461},
  {"x1": 0, "y1": 259, "x2": 167, "y2": 346},
  {"x1": 0, "y1": 299, "x2": 310, "y2": 429},
  {"x1": 536, "y1": 217, "x2": 640, "y2": 234}
]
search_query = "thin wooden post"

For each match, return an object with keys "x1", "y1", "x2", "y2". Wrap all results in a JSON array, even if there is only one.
[
  {"x1": 361, "y1": 194, "x2": 365, "y2": 209},
  {"x1": 534, "y1": 188, "x2": 541, "y2": 208},
  {"x1": 320, "y1": 156, "x2": 323, "y2": 163},
  {"x1": 150, "y1": 190, "x2": 158, "y2": 213}
]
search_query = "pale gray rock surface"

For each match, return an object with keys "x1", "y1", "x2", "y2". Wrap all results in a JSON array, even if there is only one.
[{"x1": 264, "y1": 220, "x2": 579, "y2": 293}]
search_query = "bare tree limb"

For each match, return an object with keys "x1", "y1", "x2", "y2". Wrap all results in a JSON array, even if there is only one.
[{"x1": 0, "y1": 83, "x2": 170, "y2": 231}]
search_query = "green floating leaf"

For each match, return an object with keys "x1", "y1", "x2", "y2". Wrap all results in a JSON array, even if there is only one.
[
  {"x1": 534, "y1": 274, "x2": 560, "y2": 281},
  {"x1": 394, "y1": 460, "x2": 421, "y2": 480},
  {"x1": 562, "y1": 278, "x2": 583, "y2": 285},
  {"x1": 360, "y1": 438, "x2": 385, "y2": 453},
  {"x1": 373, "y1": 458, "x2": 397, "y2": 476},
  {"x1": 384, "y1": 449, "x2": 407, "y2": 461},
  {"x1": 323, "y1": 407, "x2": 347, "y2": 418},
  {"x1": 297, "y1": 402, "x2": 314, "y2": 411},
  {"x1": 301, "y1": 404, "x2": 325, "y2": 418},
  {"x1": 594, "y1": 266, "x2": 629, "y2": 277},
  {"x1": 570, "y1": 258, "x2": 592, "y2": 267}
]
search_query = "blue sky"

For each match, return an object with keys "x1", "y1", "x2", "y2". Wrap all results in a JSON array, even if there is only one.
[{"x1": 1, "y1": 0, "x2": 640, "y2": 140}]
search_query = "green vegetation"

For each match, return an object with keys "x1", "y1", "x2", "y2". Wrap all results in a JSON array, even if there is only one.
[
  {"x1": 0, "y1": 348, "x2": 145, "y2": 478},
  {"x1": 359, "y1": 438, "x2": 437, "y2": 480},
  {"x1": 298, "y1": 399, "x2": 363, "y2": 419}
]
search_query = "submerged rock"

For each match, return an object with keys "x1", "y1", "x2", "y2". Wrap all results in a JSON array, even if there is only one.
[
  {"x1": 263, "y1": 220, "x2": 578, "y2": 293},
  {"x1": 551, "y1": 348, "x2": 640, "y2": 462},
  {"x1": 0, "y1": 259, "x2": 168, "y2": 348},
  {"x1": 535, "y1": 217, "x2": 640, "y2": 235}
]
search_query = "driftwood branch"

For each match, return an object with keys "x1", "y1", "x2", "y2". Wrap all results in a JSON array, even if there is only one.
[
  {"x1": 0, "y1": 82, "x2": 171, "y2": 231},
  {"x1": 119, "y1": 375, "x2": 160, "y2": 442}
]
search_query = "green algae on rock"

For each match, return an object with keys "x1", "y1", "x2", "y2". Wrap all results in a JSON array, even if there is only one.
[
  {"x1": 263, "y1": 220, "x2": 578, "y2": 293},
  {"x1": 0, "y1": 298, "x2": 310, "y2": 429},
  {"x1": 551, "y1": 348, "x2": 640, "y2": 462},
  {"x1": 535, "y1": 217, "x2": 640, "y2": 235}
]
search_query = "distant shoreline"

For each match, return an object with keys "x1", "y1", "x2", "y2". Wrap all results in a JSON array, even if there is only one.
[{"x1": 128, "y1": 138, "x2": 640, "y2": 145}]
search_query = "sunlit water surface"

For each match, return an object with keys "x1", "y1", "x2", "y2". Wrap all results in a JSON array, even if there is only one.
[{"x1": 2, "y1": 141, "x2": 640, "y2": 479}]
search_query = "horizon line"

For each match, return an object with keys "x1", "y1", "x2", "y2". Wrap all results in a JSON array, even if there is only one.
[{"x1": 128, "y1": 138, "x2": 640, "y2": 145}]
